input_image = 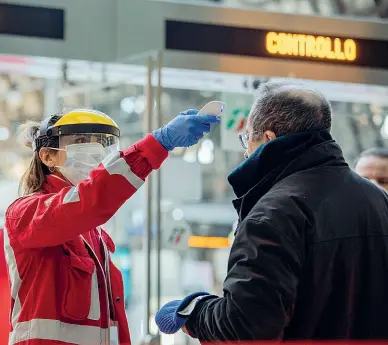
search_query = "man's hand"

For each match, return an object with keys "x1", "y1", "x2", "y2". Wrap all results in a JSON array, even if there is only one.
[{"x1": 155, "y1": 292, "x2": 213, "y2": 334}]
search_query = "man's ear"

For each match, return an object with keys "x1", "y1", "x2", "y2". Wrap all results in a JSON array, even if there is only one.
[{"x1": 263, "y1": 130, "x2": 277, "y2": 142}]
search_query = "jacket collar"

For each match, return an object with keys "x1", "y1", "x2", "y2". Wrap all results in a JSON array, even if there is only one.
[
  {"x1": 228, "y1": 130, "x2": 347, "y2": 221},
  {"x1": 42, "y1": 174, "x2": 71, "y2": 194}
]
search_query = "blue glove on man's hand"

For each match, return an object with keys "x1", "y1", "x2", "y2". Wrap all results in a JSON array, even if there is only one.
[
  {"x1": 155, "y1": 292, "x2": 213, "y2": 334},
  {"x1": 152, "y1": 109, "x2": 220, "y2": 151}
]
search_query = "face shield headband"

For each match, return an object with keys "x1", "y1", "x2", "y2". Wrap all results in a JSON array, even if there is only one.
[{"x1": 33, "y1": 116, "x2": 120, "y2": 152}]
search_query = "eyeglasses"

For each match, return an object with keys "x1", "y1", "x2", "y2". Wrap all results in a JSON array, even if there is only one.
[
  {"x1": 238, "y1": 132, "x2": 249, "y2": 150},
  {"x1": 238, "y1": 131, "x2": 262, "y2": 150}
]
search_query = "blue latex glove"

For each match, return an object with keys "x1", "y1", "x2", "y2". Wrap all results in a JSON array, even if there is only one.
[
  {"x1": 155, "y1": 292, "x2": 213, "y2": 334},
  {"x1": 152, "y1": 109, "x2": 220, "y2": 151}
]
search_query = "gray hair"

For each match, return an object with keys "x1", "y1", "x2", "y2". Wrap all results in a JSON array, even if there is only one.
[
  {"x1": 249, "y1": 82, "x2": 332, "y2": 140},
  {"x1": 355, "y1": 147, "x2": 388, "y2": 167}
]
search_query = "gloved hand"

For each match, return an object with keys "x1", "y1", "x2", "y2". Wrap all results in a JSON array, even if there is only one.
[
  {"x1": 155, "y1": 292, "x2": 213, "y2": 334},
  {"x1": 152, "y1": 109, "x2": 220, "y2": 151}
]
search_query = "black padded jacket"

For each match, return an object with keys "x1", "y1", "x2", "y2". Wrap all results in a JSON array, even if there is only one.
[{"x1": 186, "y1": 130, "x2": 388, "y2": 341}]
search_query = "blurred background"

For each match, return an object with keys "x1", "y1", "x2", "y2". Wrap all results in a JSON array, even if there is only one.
[{"x1": 0, "y1": 0, "x2": 388, "y2": 344}]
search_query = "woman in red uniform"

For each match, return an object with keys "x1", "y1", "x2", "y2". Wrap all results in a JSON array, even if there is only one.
[{"x1": 4, "y1": 108, "x2": 219, "y2": 345}]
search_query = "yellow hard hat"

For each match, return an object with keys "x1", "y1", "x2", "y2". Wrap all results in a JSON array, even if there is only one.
[{"x1": 41, "y1": 109, "x2": 120, "y2": 138}]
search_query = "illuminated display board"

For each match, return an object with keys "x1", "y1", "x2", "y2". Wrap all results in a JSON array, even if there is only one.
[
  {"x1": 266, "y1": 32, "x2": 356, "y2": 62},
  {"x1": 0, "y1": 3, "x2": 64, "y2": 39},
  {"x1": 165, "y1": 20, "x2": 388, "y2": 69}
]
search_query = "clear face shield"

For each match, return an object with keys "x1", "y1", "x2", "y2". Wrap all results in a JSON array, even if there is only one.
[
  {"x1": 55, "y1": 133, "x2": 120, "y2": 185},
  {"x1": 60, "y1": 133, "x2": 119, "y2": 156}
]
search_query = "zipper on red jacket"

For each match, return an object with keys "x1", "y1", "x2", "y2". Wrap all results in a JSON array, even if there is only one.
[{"x1": 98, "y1": 227, "x2": 117, "y2": 323}]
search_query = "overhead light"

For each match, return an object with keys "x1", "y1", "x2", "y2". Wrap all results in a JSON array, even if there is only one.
[
  {"x1": 198, "y1": 147, "x2": 214, "y2": 164},
  {"x1": 135, "y1": 96, "x2": 146, "y2": 113},
  {"x1": 201, "y1": 138, "x2": 214, "y2": 151},
  {"x1": 183, "y1": 150, "x2": 197, "y2": 163},
  {"x1": 0, "y1": 127, "x2": 10, "y2": 141},
  {"x1": 172, "y1": 208, "x2": 184, "y2": 221},
  {"x1": 120, "y1": 97, "x2": 136, "y2": 113}
]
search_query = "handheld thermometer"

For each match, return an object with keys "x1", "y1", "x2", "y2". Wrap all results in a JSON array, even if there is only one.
[{"x1": 197, "y1": 101, "x2": 225, "y2": 116}]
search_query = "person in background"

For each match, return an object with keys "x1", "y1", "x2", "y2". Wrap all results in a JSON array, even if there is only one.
[
  {"x1": 156, "y1": 82, "x2": 388, "y2": 341},
  {"x1": 354, "y1": 147, "x2": 388, "y2": 191},
  {"x1": 4, "y1": 108, "x2": 219, "y2": 345}
]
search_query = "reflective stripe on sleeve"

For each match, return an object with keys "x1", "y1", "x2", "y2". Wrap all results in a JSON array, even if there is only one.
[
  {"x1": 63, "y1": 186, "x2": 80, "y2": 204},
  {"x1": 9, "y1": 319, "x2": 109, "y2": 345},
  {"x1": 102, "y1": 151, "x2": 144, "y2": 189},
  {"x1": 3, "y1": 227, "x2": 22, "y2": 328}
]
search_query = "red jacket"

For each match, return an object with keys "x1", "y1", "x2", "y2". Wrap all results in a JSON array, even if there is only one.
[{"x1": 4, "y1": 134, "x2": 168, "y2": 345}]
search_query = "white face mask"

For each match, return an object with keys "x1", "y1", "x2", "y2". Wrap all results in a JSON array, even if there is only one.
[{"x1": 56, "y1": 143, "x2": 106, "y2": 185}]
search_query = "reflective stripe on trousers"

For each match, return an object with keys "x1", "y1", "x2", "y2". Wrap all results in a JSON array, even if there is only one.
[{"x1": 9, "y1": 319, "x2": 118, "y2": 345}]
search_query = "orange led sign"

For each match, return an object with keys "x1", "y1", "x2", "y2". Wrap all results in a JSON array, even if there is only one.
[
  {"x1": 167, "y1": 20, "x2": 388, "y2": 70},
  {"x1": 188, "y1": 236, "x2": 231, "y2": 249},
  {"x1": 266, "y1": 32, "x2": 357, "y2": 62}
]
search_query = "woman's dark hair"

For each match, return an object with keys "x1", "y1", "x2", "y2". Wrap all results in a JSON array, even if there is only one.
[{"x1": 18, "y1": 114, "x2": 63, "y2": 196}]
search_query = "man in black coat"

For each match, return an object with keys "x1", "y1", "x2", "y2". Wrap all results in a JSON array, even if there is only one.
[{"x1": 156, "y1": 82, "x2": 388, "y2": 341}]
